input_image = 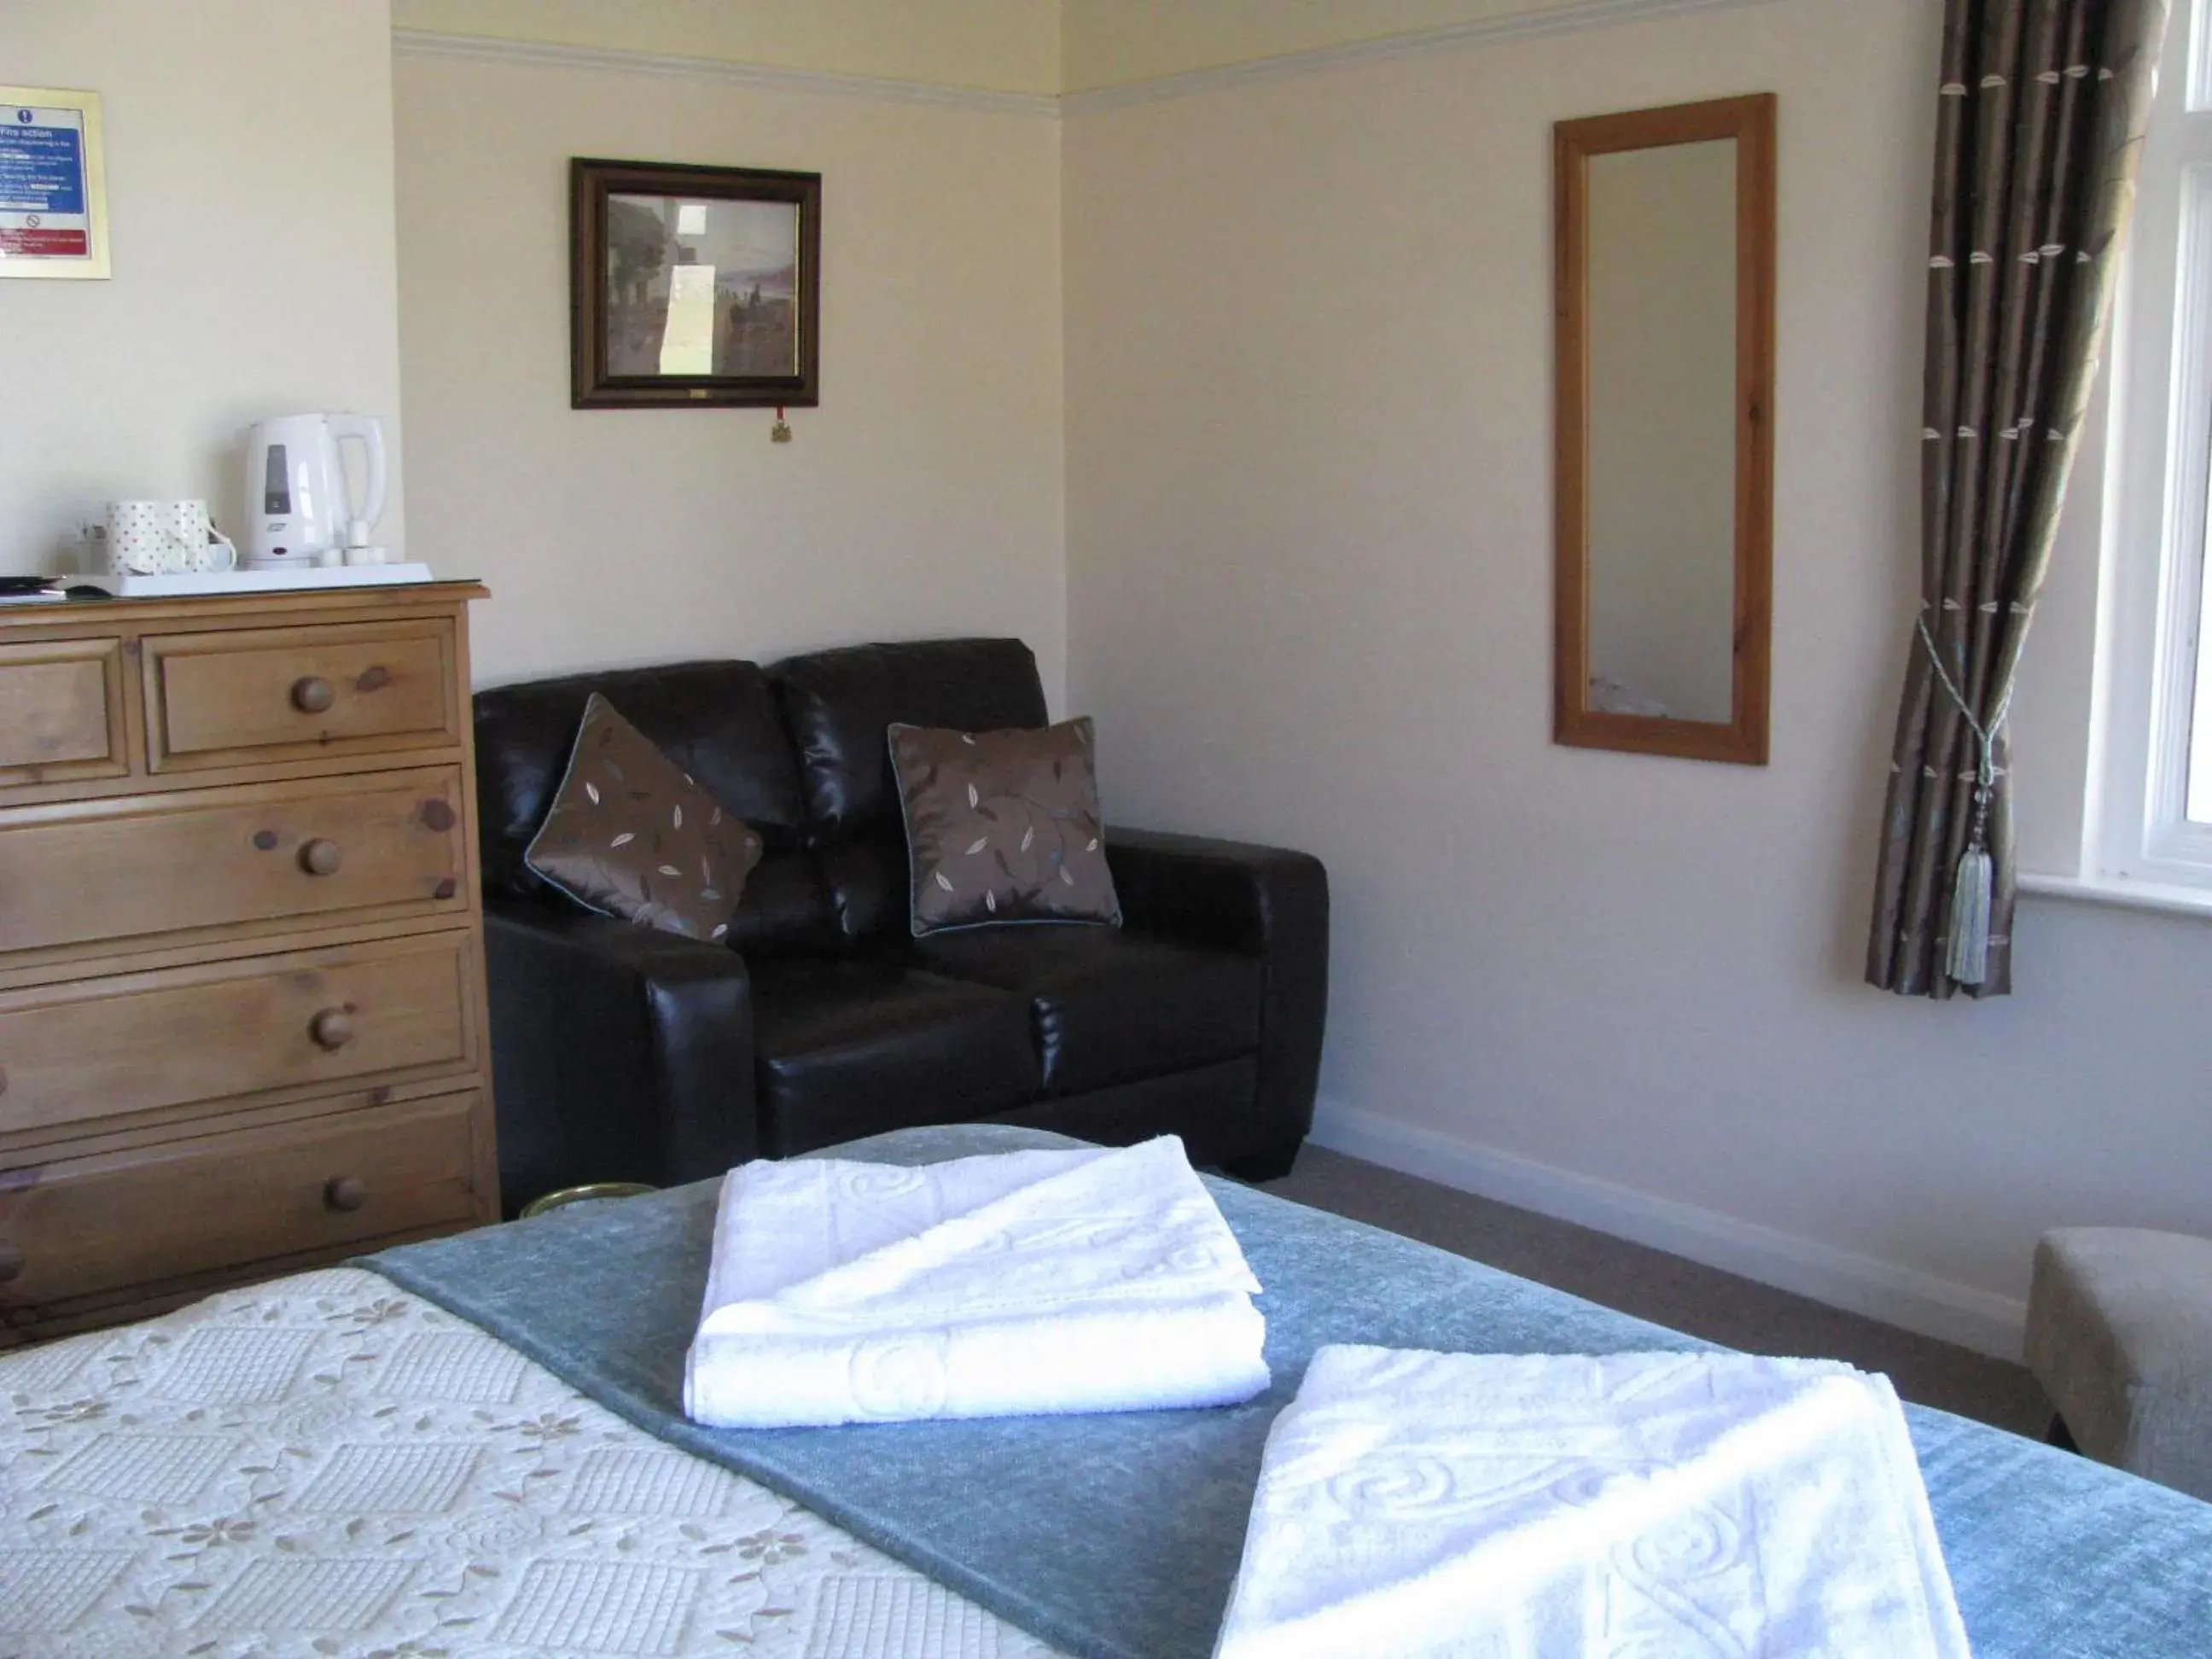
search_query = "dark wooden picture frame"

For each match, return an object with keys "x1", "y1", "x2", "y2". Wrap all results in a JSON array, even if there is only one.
[
  {"x1": 569, "y1": 157, "x2": 821, "y2": 410},
  {"x1": 1553, "y1": 95, "x2": 1775, "y2": 765}
]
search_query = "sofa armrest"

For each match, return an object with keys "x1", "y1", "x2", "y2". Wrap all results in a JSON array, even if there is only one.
[
  {"x1": 1105, "y1": 827, "x2": 1329, "y2": 1176},
  {"x1": 484, "y1": 901, "x2": 758, "y2": 1214},
  {"x1": 1105, "y1": 827, "x2": 1328, "y2": 960}
]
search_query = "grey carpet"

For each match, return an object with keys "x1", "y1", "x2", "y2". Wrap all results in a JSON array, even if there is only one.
[{"x1": 1264, "y1": 1144, "x2": 2052, "y2": 1438}]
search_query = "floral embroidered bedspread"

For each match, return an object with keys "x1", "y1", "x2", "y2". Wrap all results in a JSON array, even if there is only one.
[{"x1": 0, "y1": 1268, "x2": 1057, "y2": 1659}]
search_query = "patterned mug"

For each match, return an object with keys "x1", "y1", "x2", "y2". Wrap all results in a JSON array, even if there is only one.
[{"x1": 106, "y1": 499, "x2": 238, "y2": 576}]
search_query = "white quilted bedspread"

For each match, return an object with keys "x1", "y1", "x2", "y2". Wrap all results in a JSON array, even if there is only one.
[{"x1": 0, "y1": 1268, "x2": 1061, "y2": 1659}]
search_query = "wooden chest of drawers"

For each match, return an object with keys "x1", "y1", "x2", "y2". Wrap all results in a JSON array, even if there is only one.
[{"x1": 0, "y1": 584, "x2": 498, "y2": 1343}]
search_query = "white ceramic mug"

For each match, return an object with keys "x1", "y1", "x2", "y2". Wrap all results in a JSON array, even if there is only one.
[{"x1": 107, "y1": 499, "x2": 238, "y2": 576}]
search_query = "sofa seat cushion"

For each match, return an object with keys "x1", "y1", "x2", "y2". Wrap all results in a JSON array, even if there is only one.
[
  {"x1": 748, "y1": 960, "x2": 1042, "y2": 1155},
  {"x1": 912, "y1": 927, "x2": 1262, "y2": 1097}
]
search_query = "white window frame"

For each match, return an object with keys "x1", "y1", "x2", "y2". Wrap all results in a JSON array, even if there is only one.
[{"x1": 2091, "y1": 0, "x2": 2212, "y2": 895}]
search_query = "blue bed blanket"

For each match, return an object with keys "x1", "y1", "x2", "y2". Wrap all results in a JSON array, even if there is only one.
[{"x1": 361, "y1": 1124, "x2": 2212, "y2": 1659}]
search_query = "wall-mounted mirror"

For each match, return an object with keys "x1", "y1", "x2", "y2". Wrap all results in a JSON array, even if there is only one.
[{"x1": 1554, "y1": 94, "x2": 1775, "y2": 765}]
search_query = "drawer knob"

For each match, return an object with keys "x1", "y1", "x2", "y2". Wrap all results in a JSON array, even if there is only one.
[
  {"x1": 323, "y1": 1176, "x2": 368, "y2": 1213},
  {"x1": 299, "y1": 838, "x2": 344, "y2": 877},
  {"x1": 310, "y1": 1008, "x2": 356, "y2": 1051},
  {"x1": 0, "y1": 1242, "x2": 21, "y2": 1284},
  {"x1": 291, "y1": 675, "x2": 337, "y2": 713}
]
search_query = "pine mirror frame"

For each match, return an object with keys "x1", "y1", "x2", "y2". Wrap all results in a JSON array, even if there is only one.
[{"x1": 1552, "y1": 93, "x2": 1777, "y2": 766}]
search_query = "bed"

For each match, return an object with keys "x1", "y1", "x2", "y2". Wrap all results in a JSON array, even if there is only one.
[{"x1": 3, "y1": 1124, "x2": 2208, "y2": 1657}]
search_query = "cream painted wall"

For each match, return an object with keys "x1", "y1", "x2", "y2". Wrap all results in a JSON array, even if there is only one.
[
  {"x1": 0, "y1": 0, "x2": 407, "y2": 573},
  {"x1": 1585, "y1": 140, "x2": 1738, "y2": 723},
  {"x1": 392, "y1": 48, "x2": 1067, "y2": 694},
  {"x1": 1062, "y1": 0, "x2": 1607, "y2": 91},
  {"x1": 393, "y1": 0, "x2": 1062, "y2": 96},
  {"x1": 1063, "y1": 0, "x2": 2212, "y2": 1346}
]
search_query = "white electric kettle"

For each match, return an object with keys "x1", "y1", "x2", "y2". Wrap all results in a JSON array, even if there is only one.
[{"x1": 242, "y1": 413, "x2": 387, "y2": 570}]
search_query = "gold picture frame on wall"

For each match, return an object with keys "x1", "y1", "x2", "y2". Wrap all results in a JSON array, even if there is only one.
[{"x1": 0, "y1": 86, "x2": 110, "y2": 281}]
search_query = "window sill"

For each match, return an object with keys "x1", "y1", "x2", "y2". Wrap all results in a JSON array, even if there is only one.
[{"x1": 2017, "y1": 870, "x2": 2212, "y2": 919}]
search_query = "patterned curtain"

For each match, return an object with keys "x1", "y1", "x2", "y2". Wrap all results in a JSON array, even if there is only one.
[{"x1": 1867, "y1": 0, "x2": 2169, "y2": 998}]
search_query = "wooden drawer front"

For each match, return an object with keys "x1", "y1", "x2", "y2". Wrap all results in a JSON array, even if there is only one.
[
  {"x1": 146, "y1": 619, "x2": 459, "y2": 771},
  {"x1": 0, "y1": 766, "x2": 467, "y2": 958},
  {"x1": 0, "y1": 933, "x2": 472, "y2": 1141},
  {"x1": 0, "y1": 1094, "x2": 480, "y2": 1310},
  {"x1": 0, "y1": 637, "x2": 127, "y2": 788}
]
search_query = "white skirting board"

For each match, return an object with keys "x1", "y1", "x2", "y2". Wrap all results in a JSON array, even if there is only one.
[{"x1": 1305, "y1": 1101, "x2": 2029, "y2": 1360}]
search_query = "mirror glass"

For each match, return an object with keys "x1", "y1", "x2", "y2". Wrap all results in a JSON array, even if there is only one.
[
  {"x1": 1554, "y1": 96, "x2": 1773, "y2": 766},
  {"x1": 1584, "y1": 140, "x2": 1738, "y2": 725}
]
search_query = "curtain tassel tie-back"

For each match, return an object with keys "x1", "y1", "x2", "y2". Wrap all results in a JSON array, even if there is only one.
[
  {"x1": 1948, "y1": 841, "x2": 1994, "y2": 986},
  {"x1": 1916, "y1": 614, "x2": 2014, "y2": 987}
]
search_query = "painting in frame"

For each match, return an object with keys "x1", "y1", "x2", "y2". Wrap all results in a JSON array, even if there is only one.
[{"x1": 570, "y1": 158, "x2": 820, "y2": 410}]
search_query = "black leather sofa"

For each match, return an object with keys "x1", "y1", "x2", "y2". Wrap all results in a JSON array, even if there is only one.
[{"x1": 474, "y1": 637, "x2": 1329, "y2": 1213}]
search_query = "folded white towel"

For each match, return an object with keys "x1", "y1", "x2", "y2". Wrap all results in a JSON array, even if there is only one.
[
  {"x1": 684, "y1": 1136, "x2": 1270, "y2": 1429},
  {"x1": 1214, "y1": 1346, "x2": 1973, "y2": 1659}
]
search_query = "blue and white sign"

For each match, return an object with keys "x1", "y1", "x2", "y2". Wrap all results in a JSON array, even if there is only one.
[{"x1": 0, "y1": 87, "x2": 107, "y2": 277}]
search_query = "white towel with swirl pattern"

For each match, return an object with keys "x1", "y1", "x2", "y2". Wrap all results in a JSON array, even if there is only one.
[
  {"x1": 684, "y1": 1136, "x2": 1269, "y2": 1429},
  {"x1": 1214, "y1": 1347, "x2": 1972, "y2": 1659}
]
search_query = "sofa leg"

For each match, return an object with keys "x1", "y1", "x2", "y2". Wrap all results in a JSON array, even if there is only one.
[{"x1": 1222, "y1": 1138, "x2": 1304, "y2": 1184}]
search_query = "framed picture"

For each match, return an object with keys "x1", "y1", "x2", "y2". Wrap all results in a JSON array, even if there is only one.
[
  {"x1": 1, "y1": 86, "x2": 109, "y2": 280},
  {"x1": 570, "y1": 158, "x2": 820, "y2": 410}
]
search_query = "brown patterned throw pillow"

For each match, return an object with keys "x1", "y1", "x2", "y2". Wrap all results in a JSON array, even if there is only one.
[
  {"x1": 525, "y1": 694, "x2": 764, "y2": 941},
  {"x1": 891, "y1": 717, "x2": 1121, "y2": 936}
]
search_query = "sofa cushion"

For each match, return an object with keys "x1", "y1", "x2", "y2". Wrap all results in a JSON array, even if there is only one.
[
  {"x1": 912, "y1": 927, "x2": 1261, "y2": 1097},
  {"x1": 748, "y1": 959, "x2": 1042, "y2": 1154},
  {"x1": 892, "y1": 717, "x2": 1121, "y2": 934},
  {"x1": 474, "y1": 660, "x2": 835, "y2": 953},
  {"x1": 774, "y1": 638, "x2": 1049, "y2": 837},
  {"x1": 989, "y1": 1057, "x2": 1263, "y2": 1170},
  {"x1": 524, "y1": 694, "x2": 765, "y2": 941}
]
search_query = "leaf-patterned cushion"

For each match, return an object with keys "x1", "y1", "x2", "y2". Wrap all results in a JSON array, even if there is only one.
[
  {"x1": 891, "y1": 717, "x2": 1122, "y2": 936},
  {"x1": 525, "y1": 693, "x2": 764, "y2": 941}
]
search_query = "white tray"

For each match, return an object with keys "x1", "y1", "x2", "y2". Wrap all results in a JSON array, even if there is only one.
[{"x1": 111, "y1": 563, "x2": 437, "y2": 597}]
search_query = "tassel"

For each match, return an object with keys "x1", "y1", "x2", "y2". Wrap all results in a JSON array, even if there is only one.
[
  {"x1": 1911, "y1": 611, "x2": 2017, "y2": 992},
  {"x1": 1946, "y1": 845, "x2": 1993, "y2": 987}
]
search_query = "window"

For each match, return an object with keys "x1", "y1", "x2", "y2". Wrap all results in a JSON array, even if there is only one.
[{"x1": 2093, "y1": 0, "x2": 2212, "y2": 893}]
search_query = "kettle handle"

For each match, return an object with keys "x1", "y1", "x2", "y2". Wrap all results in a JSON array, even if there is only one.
[{"x1": 324, "y1": 413, "x2": 387, "y2": 536}]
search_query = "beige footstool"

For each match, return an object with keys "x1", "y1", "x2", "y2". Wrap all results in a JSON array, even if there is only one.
[{"x1": 2024, "y1": 1227, "x2": 2212, "y2": 1501}]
